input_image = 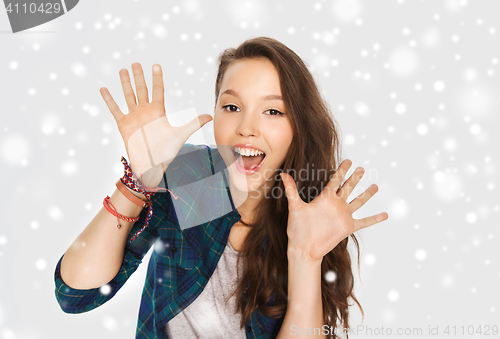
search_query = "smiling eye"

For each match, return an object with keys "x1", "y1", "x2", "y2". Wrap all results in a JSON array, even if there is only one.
[
  {"x1": 265, "y1": 109, "x2": 285, "y2": 116},
  {"x1": 222, "y1": 105, "x2": 240, "y2": 112}
]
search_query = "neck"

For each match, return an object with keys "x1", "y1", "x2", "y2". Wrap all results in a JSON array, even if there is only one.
[
  {"x1": 226, "y1": 168, "x2": 278, "y2": 225},
  {"x1": 228, "y1": 177, "x2": 269, "y2": 226},
  {"x1": 235, "y1": 198, "x2": 259, "y2": 225}
]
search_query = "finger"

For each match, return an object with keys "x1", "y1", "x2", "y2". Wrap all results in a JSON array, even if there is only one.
[
  {"x1": 99, "y1": 87, "x2": 124, "y2": 122},
  {"x1": 131, "y1": 62, "x2": 149, "y2": 104},
  {"x1": 338, "y1": 167, "x2": 365, "y2": 201},
  {"x1": 119, "y1": 68, "x2": 137, "y2": 112},
  {"x1": 353, "y1": 212, "x2": 389, "y2": 232},
  {"x1": 322, "y1": 159, "x2": 352, "y2": 199},
  {"x1": 348, "y1": 184, "x2": 378, "y2": 213},
  {"x1": 151, "y1": 64, "x2": 164, "y2": 104},
  {"x1": 177, "y1": 114, "x2": 213, "y2": 142},
  {"x1": 280, "y1": 172, "x2": 301, "y2": 206}
]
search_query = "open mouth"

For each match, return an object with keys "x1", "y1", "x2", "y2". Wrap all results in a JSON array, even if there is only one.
[{"x1": 231, "y1": 146, "x2": 266, "y2": 174}]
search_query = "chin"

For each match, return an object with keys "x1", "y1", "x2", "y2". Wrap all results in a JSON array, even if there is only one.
[{"x1": 227, "y1": 165, "x2": 262, "y2": 193}]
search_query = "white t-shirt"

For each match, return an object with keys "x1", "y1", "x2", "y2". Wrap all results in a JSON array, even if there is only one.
[{"x1": 165, "y1": 240, "x2": 246, "y2": 338}]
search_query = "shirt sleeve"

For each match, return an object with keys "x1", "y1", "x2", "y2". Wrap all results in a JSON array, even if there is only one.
[{"x1": 54, "y1": 192, "x2": 165, "y2": 314}]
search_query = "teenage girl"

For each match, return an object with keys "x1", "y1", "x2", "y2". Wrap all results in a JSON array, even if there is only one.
[{"x1": 55, "y1": 36, "x2": 388, "y2": 339}]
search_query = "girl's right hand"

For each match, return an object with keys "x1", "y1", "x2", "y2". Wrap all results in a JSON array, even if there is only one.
[{"x1": 99, "y1": 62, "x2": 213, "y2": 187}]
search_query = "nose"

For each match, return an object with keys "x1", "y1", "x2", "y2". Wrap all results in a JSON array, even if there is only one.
[{"x1": 235, "y1": 111, "x2": 259, "y2": 138}]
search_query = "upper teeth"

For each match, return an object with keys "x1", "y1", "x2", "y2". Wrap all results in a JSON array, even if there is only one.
[{"x1": 234, "y1": 147, "x2": 265, "y2": 156}]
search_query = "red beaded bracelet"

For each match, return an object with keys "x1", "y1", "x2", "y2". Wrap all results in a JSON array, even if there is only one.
[{"x1": 103, "y1": 195, "x2": 140, "y2": 229}]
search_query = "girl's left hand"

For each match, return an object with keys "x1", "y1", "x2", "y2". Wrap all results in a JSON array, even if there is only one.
[{"x1": 280, "y1": 159, "x2": 389, "y2": 263}]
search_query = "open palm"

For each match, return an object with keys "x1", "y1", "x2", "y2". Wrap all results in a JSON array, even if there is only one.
[
  {"x1": 281, "y1": 159, "x2": 389, "y2": 263},
  {"x1": 99, "y1": 62, "x2": 212, "y2": 185}
]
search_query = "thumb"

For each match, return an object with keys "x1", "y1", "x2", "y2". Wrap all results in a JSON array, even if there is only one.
[
  {"x1": 178, "y1": 114, "x2": 213, "y2": 141},
  {"x1": 280, "y1": 172, "x2": 301, "y2": 206}
]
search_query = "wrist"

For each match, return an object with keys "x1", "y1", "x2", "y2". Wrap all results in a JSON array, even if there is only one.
[
  {"x1": 133, "y1": 167, "x2": 166, "y2": 189},
  {"x1": 116, "y1": 178, "x2": 149, "y2": 206},
  {"x1": 287, "y1": 245, "x2": 323, "y2": 266}
]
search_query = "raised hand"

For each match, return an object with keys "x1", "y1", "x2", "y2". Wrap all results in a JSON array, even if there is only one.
[
  {"x1": 99, "y1": 62, "x2": 213, "y2": 187},
  {"x1": 280, "y1": 160, "x2": 389, "y2": 263}
]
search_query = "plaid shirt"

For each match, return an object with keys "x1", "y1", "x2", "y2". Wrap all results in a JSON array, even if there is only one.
[{"x1": 54, "y1": 144, "x2": 284, "y2": 338}]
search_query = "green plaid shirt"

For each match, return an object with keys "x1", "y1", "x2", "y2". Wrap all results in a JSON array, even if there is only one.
[{"x1": 54, "y1": 144, "x2": 284, "y2": 338}]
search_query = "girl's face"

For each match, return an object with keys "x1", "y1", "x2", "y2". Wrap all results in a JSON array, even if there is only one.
[{"x1": 214, "y1": 58, "x2": 294, "y2": 196}]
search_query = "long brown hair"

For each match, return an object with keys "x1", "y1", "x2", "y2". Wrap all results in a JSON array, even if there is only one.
[{"x1": 214, "y1": 36, "x2": 363, "y2": 338}]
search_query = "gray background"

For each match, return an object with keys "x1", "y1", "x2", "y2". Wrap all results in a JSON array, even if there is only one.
[{"x1": 0, "y1": 0, "x2": 499, "y2": 338}]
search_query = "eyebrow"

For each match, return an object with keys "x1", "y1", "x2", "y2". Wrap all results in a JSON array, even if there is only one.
[{"x1": 220, "y1": 89, "x2": 283, "y2": 101}]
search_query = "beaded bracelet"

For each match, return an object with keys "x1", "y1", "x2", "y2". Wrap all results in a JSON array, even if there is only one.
[
  {"x1": 103, "y1": 195, "x2": 140, "y2": 229},
  {"x1": 119, "y1": 156, "x2": 176, "y2": 244}
]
